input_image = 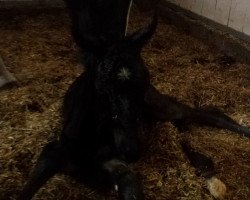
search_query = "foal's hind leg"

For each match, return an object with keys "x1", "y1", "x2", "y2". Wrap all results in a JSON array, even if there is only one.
[
  {"x1": 145, "y1": 85, "x2": 228, "y2": 198},
  {"x1": 102, "y1": 159, "x2": 144, "y2": 200},
  {"x1": 181, "y1": 141, "x2": 227, "y2": 199},
  {"x1": 18, "y1": 140, "x2": 65, "y2": 200},
  {"x1": 144, "y1": 85, "x2": 250, "y2": 137}
]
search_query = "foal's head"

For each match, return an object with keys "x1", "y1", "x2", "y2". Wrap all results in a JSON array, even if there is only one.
[{"x1": 96, "y1": 16, "x2": 157, "y2": 161}]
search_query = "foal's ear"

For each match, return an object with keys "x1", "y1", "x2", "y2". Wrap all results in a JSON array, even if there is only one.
[{"x1": 128, "y1": 13, "x2": 157, "y2": 51}]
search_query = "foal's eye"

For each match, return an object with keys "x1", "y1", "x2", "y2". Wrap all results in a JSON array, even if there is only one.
[{"x1": 117, "y1": 67, "x2": 131, "y2": 81}]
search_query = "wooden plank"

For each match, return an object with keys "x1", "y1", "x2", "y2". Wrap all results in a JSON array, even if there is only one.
[
  {"x1": 175, "y1": 0, "x2": 182, "y2": 6},
  {"x1": 158, "y1": 0, "x2": 250, "y2": 64},
  {"x1": 190, "y1": 0, "x2": 204, "y2": 15},
  {"x1": 201, "y1": 0, "x2": 216, "y2": 20},
  {"x1": 214, "y1": 0, "x2": 232, "y2": 26},
  {"x1": 243, "y1": 1, "x2": 250, "y2": 35},
  {"x1": 228, "y1": 0, "x2": 248, "y2": 32},
  {"x1": 180, "y1": 0, "x2": 193, "y2": 10}
]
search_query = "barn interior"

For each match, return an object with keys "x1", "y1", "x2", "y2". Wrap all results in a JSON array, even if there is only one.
[{"x1": 0, "y1": 1, "x2": 249, "y2": 200}]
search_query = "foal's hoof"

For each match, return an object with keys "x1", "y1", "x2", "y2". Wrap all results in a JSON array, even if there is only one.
[{"x1": 206, "y1": 176, "x2": 227, "y2": 199}]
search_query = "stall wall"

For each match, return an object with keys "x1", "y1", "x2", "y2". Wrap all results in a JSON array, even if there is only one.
[{"x1": 167, "y1": 0, "x2": 250, "y2": 36}]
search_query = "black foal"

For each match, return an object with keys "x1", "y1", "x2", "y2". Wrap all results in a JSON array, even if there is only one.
[{"x1": 18, "y1": 14, "x2": 249, "y2": 199}]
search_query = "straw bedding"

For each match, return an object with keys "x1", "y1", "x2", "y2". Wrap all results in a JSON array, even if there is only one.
[{"x1": 0, "y1": 7, "x2": 249, "y2": 200}]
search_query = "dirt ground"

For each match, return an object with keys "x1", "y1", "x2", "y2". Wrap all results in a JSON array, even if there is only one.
[{"x1": 0, "y1": 7, "x2": 249, "y2": 200}]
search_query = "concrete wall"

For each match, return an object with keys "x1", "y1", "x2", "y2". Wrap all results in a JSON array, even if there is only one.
[
  {"x1": 167, "y1": 0, "x2": 250, "y2": 36},
  {"x1": 1, "y1": 0, "x2": 249, "y2": 37}
]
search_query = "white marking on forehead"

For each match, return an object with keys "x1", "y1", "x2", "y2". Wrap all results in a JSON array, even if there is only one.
[{"x1": 117, "y1": 68, "x2": 131, "y2": 80}]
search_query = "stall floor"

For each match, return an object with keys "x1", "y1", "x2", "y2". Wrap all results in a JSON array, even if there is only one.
[{"x1": 0, "y1": 7, "x2": 249, "y2": 200}]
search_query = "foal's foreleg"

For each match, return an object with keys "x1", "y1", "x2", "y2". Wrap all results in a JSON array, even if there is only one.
[{"x1": 18, "y1": 140, "x2": 65, "y2": 200}]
